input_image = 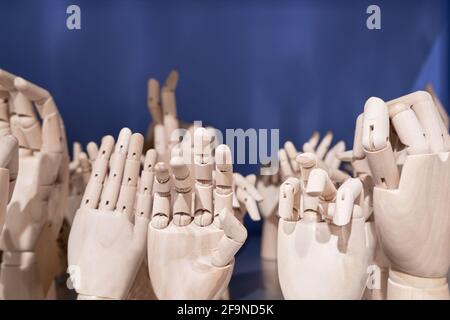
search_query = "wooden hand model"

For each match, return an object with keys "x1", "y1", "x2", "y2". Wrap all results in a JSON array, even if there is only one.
[
  {"x1": 277, "y1": 149, "x2": 377, "y2": 299},
  {"x1": 148, "y1": 127, "x2": 248, "y2": 299},
  {"x1": 257, "y1": 133, "x2": 348, "y2": 261},
  {"x1": 0, "y1": 70, "x2": 69, "y2": 299},
  {"x1": 68, "y1": 128, "x2": 153, "y2": 300},
  {"x1": 360, "y1": 93, "x2": 450, "y2": 299}
]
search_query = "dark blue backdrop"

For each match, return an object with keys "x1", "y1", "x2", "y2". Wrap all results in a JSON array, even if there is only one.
[
  {"x1": 0, "y1": 0, "x2": 448, "y2": 187},
  {"x1": 0, "y1": 0, "x2": 447, "y2": 165}
]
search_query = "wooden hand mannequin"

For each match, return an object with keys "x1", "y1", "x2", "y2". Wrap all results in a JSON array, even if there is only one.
[
  {"x1": 277, "y1": 154, "x2": 377, "y2": 299},
  {"x1": 257, "y1": 135, "x2": 349, "y2": 261},
  {"x1": 66, "y1": 142, "x2": 95, "y2": 225},
  {"x1": 0, "y1": 70, "x2": 69, "y2": 299},
  {"x1": 147, "y1": 128, "x2": 247, "y2": 300},
  {"x1": 68, "y1": 129, "x2": 153, "y2": 300},
  {"x1": 361, "y1": 93, "x2": 450, "y2": 299}
]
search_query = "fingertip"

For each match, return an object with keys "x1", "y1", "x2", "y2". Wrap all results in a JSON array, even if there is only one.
[{"x1": 13, "y1": 77, "x2": 27, "y2": 91}]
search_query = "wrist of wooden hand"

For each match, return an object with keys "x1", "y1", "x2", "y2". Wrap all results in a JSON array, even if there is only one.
[{"x1": 387, "y1": 269, "x2": 449, "y2": 300}]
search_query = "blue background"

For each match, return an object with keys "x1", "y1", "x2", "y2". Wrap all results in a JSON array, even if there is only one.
[{"x1": 0, "y1": 0, "x2": 448, "y2": 233}]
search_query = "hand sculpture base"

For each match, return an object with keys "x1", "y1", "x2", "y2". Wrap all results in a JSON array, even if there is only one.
[
  {"x1": 387, "y1": 270, "x2": 449, "y2": 300},
  {"x1": 147, "y1": 223, "x2": 234, "y2": 300}
]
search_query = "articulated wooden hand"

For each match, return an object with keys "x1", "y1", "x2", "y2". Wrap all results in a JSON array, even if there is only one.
[
  {"x1": 68, "y1": 129, "x2": 153, "y2": 300},
  {"x1": 148, "y1": 128, "x2": 247, "y2": 300},
  {"x1": 361, "y1": 93, "x2": 450, "y2": 299},
  {"x1": 277, "y1": 152, "x2": 377, "y2": 299},
  {"x1": 257, "y1": 134, "x2": 348, "y2": 261},
  {"x1": 0, "y1": 70, "x2": 68, "y2": 299}
]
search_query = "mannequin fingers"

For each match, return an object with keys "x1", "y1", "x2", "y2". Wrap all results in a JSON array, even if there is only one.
[
  {"x1": 213, "y1": 145, "x2": 233, "y2": 226},
  {"x1": 332, "y1": 178, "x2": 363, "y2": 226},
  {"x1": 151, "y1": 162, "x2": 171, "y2": 229},
  {"x1": 284, "y1": 141, "x2": 300, "y2": 173},
  {"x1": 315, "y1": 131, "x2": 333, "y2": 160},
  {"x1": 296, "y1": 152, "x2": 317, "y2": 185},
  {"x1": 278, "y1": 177, "x2": 301, "y2": 221},
  {"x1": 41, "y1": 112, "x2": 63, "y2": 154},
  {"x1": 134, "y1": 150, "x2": 157, "y2": 221},
  {"x1": 147, "y1": 78, "x2": 163, "y2": 124},
  {"x1": 388, "y1": 103, "x2": 428, "y2": 155},
  {"x1": 235, "y1": 187, "x2": 261, "y2": 221},
  {"x1": 14, "y1": 77, "x2": 61, "y2": 141},
  {"x1": 69, "y1": 142, "x2": 82, "y2": 171},
  {"x1": 161, "y1": 88, "x2": 178, "y2": 146},
  {"x1": 425, "y1": 84, "x2": 449, "y2": 130},
  {"x1": 116, "y1": 133, "x2": 144, "y2": 217},
  {"x1": 81, "y1": 135, "x2": 114, "y2": 208},
  {"x1": 388, "y1": 91, "x2": 447, "y2": 153},
  {"x1": 79, "y1": 152, "x2": 91, "y2": 185},
  {"x1": 171, "y1": 156, "x2": 193, "y2": 226},
  {"x1": 278, "y1": 149, "x2": 293, "y2": 180},
  {"x1": 233, "y1": 173, "x2": 263, "y2": 202},
  {"x1": 86, "y1": 141, "x2": 98, "y2": 161},
  {"x1": 14, "y1": 77, "x2": 51, "y2": 105},
  {"x1": 161, "y1": 71, "x2": 178, "y2": 144},
  {"x1": 164, "y1": 70, "x2": 179, "y2": 92},
  {"x1": 99, "y1": 128, "x2": 132, "y2": 210},
  {"x1": 352, "y1": 114, "x2": 365, "y2": 160},
  {"x1": 139, "y1": 149, "x2": 157, "y2": 195},
  {"x1": 211, "y1": 209, "x2": 247, "y2": 268},
  {"x1": 329, "y1": 168, "x2": 351, "y2": 184},
  {"x1": 194, "y1": 128, "x2": 214, "y2": 227},
  {"x1": 362, "y1": 97, "x2": 399, "y2": 189},
  {"x1": 324, "y1": 140, "x2": 346, "y2": 169},
  {"x1": 10, "y1": 91, "x2": 42, "y2": 150},
  {"x1": 154, "y1": 123, "x2": 168, "y2": 162},
  {"x1": 0, "y1": 135, "x2": 18, "y2": 202},
  {"x1": 0, "y1": 94, "x2": 11, "y2": 137},
  {"x1": 306, "y1": 168, "x2": 337, "y2": 201},
  {"x1": 0, "y1": 69, "x2": 16, "y2": 91},
  {"x1": 302, "y1": 131, "x2": 320, "y2": 153}
]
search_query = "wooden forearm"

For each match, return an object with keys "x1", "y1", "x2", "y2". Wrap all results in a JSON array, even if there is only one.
[
  {"x1": 0, "y1": 251, "x2": 44, "y2": 300},
  {"x1": 387, "y1": 269, "x2": 450, "y2": 300}
]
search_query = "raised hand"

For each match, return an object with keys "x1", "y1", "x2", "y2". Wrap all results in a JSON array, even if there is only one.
[
  {"x1": 68, "y1": 129, "x2": 153, "y2": 300},
  {"x1": 0, "y1": 70, "x2": 68, "y2": 299},
  {"x1": 147, "y1": 128, "x2": 247, "y2": 299},
  {"x1": 277, "y1": 152, "x2": 377, "y2": 299},
  {"x1": 361, "y1": 93, "x2": 450, "y2": 299}
]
